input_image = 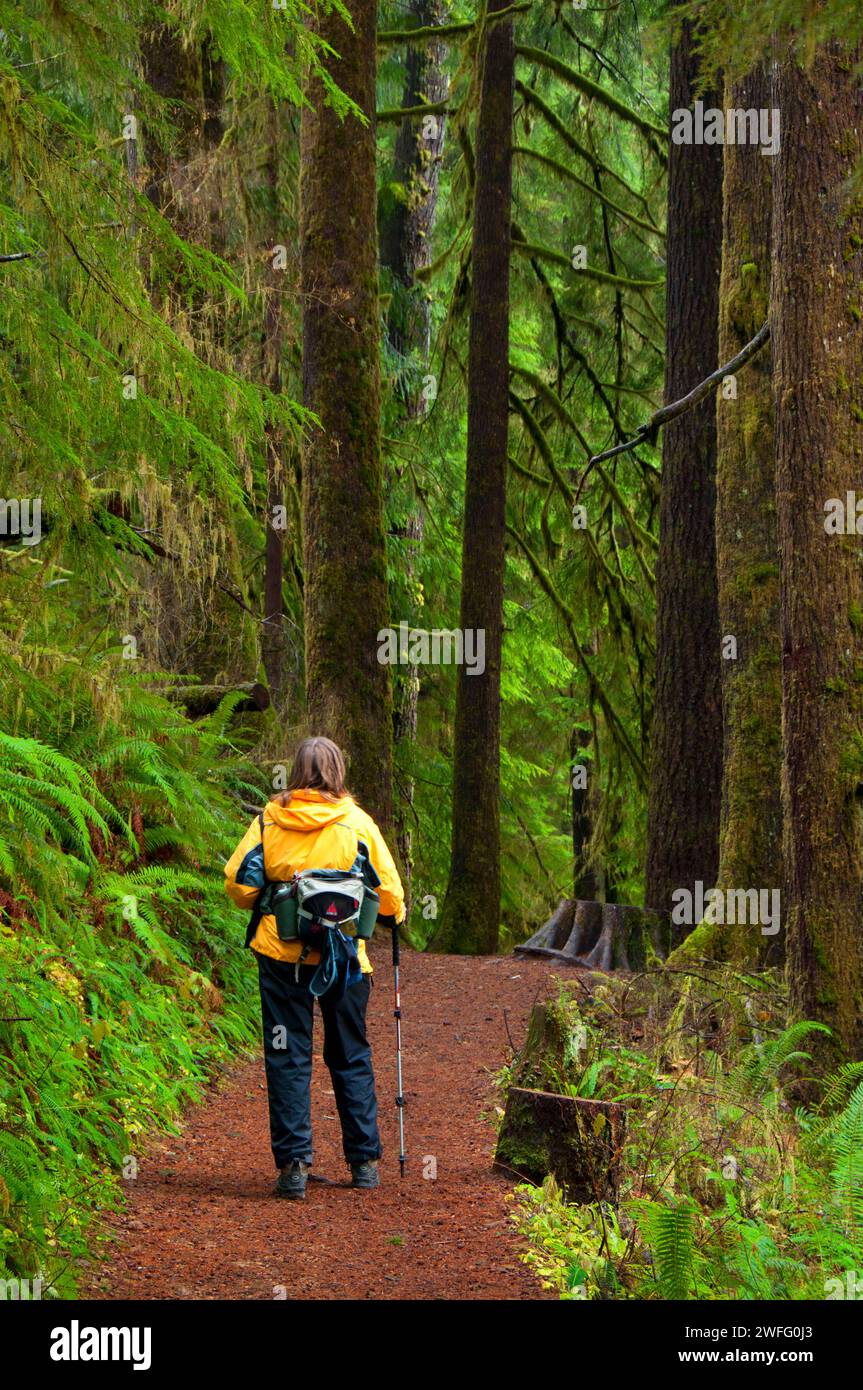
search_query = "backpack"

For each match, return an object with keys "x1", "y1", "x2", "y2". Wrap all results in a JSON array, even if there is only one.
[{"x1": 241, "y1": 814, "x2": 381, "y2": 996}]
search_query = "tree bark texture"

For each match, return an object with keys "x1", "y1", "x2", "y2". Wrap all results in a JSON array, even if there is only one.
[
  {"x1": 772, "y1": 44, "x2": 863, "y2": 1061},
  {"x1": 645, "y1": 14, "x2": 723, "y2": 914},
  {"x1": 714, "y1": 66, "x2": 782, "y2": 966},
  {"x1": 300, "y1": 0, "x2": 394, "y2": 829},
  {"x1": 432, "y1": 0, "x2": 514, "y2": 953}
]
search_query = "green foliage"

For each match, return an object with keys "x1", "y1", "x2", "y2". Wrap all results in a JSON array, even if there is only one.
[
  {"x1": 683, "y1": 0, "x2": 863, "y2": 85},
  {"x1": 0, "y1": 657, "x2": 267, "y2": 1292},
  {"x1": 508, "y1": 1178, "x2": 626, "y2": 1300},
  {"x1": 633, "y1": 1195, "x2": 699, "y2": 1299},
  {"x1": 507, "y1": 973, "x2": 863, "y2": 1300},
  {"x1": 377, "y1": 0, "x2": 669, "y2": 938},
  {"x1": 0, "y1": 0, "x2": 373, "y2": 1290}
]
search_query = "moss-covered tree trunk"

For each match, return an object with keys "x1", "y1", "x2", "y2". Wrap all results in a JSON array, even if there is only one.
[
  {"x1": 644, "y1": 14, "x2": 723, "y2": 914},
  {"x1": 431, "y1": 1, "x2": 513, "y2": 954},
  {"x1": 379, "y1": 0, "x2": 449, "y2": 897},
  {"x1": 379, "y1": 0, "x2": 448, "y2": 380},
  {"x1": 261, "y1": 101, "x2": 288, "y2": 711},
  {"x1": 714, "y1": 66, "x2": 781, "y2": 966},
  {"x1": 139, "y1": 26, "x2": 258, "y2": 685},
  {"x1": 772, "y1": 45, "x2": 863, "y2": 1062},
  {"x1": 300, "y1": 0, "x2": 393, "y2": 828},
  {"x1": 141, "y1": 26, "x2": 226, "y2": 285}
]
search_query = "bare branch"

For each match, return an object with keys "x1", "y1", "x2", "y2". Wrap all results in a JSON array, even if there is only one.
[{"x1": 578, "y1": 320, "x2": 771, "y2": 493}]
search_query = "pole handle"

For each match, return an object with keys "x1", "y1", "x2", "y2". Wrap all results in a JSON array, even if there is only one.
[{"x1": 391, "y1": 921, "x2": 400, "y2": 967}]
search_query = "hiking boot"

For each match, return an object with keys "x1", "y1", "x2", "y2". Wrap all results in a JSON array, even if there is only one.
[
  {"x1": 275, "y1": 1160, "x2": 309, "y2": 1200},
  {"x1": 350, "y1": 1160, "x2": 380, "y2": 1190}
]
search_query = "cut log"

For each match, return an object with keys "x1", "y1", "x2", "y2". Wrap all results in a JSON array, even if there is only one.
[
  {"x1": 160, "y1": 682, "x2": 271, "y2": 717},
  {"x1": 514, "y1": 897, "x2": 672, "y2": 969},
  {"x1": 495, "y1": 1086, "x2": 625, "y2": 1203}
]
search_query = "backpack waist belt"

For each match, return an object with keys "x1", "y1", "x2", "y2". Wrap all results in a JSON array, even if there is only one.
[{"x1": 260, "y1": 868, "x2": 380, "y2": 943}]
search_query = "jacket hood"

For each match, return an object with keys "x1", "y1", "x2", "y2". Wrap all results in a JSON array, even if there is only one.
[{"x1": 264, "y1": 789, "x2": 357, "y2": 833}]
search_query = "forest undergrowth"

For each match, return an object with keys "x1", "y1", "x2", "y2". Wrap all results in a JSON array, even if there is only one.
[
  {"x1": 503, "y1": 970, "x2": 863, "y2": 1300},
  {"x1": 0, "y1": 662, "x2": 267, "y2": 1295}
]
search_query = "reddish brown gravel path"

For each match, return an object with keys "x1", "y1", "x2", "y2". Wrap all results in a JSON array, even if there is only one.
[{"x1": 82, "y1": 951, "x2": 565, "y2": 1300}]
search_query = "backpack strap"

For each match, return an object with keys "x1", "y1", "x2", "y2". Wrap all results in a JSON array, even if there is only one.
[
  {"x1": 308, "y1": 928, "x2": 361, "y2": 1001},
  {"x1": 331, "y1": 822, "x2": 381, "y2": 889},
  {"x1": 243, "y1": 812, "x2": 269, "y2": 949}
]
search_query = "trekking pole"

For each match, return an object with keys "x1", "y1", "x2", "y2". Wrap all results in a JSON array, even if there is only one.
[{"x1": 391, "y1": 922, "x2": 407, "y2": 1177}]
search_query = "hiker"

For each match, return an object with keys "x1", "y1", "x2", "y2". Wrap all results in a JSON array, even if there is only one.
[{"x1": 224, "y1": 736, "x2": 405, "y2": 1199}]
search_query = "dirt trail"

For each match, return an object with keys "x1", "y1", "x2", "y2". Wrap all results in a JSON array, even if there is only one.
[{"x1": 81, "y1": 951, "x2": 564, "y2": 1300}]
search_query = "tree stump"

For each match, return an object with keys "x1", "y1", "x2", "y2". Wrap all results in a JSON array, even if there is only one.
[
  {"x1": 514, "y1": 897, "x2": 673, "y2": 970},
  {"x1": 494, "y1": 1087, "x2": 625, "y2": 1203},
  {"x1": 510, "y1": 999, "x2": 578, "y2": 1093}
]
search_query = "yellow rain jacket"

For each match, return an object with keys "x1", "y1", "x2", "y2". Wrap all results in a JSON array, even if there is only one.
[{"x1": 224, "y1": 789, "x2": 405, "y2": 974}]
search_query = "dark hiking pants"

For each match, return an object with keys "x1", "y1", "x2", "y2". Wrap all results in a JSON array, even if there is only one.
[{"x1": 256, "y1": 953, "x2": 382, "y2": 1169}]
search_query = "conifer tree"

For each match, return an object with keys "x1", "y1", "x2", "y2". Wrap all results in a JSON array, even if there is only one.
[
  {"x1": 300, "y1": 0, "x2": 394, "y2": 826},
  {"x1": 433, "y1": 0, "x2": 514, "y2": 953}
]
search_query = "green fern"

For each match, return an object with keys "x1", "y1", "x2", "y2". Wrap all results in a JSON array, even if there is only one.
[
  {"x1": 731, "y1": 1020, "x2": 831, "y2": 1097},
  {"x1": 635, "y1": 1197, "x2": 698, "y2": 1300}
]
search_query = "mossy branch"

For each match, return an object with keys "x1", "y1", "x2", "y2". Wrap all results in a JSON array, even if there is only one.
[
  {"x1": 514, "y1": 145, "x2": 665, "y2": 240},
  {"x1": 511, "y1": 367, "x2": 658, "y2": 567},
  {"x1": 506, "y1": 522, "x2": 647, "y2": 785},
  {"x1": 508, "y1": 451, "x2": 548, "y2": 487},
  {"x1": 509, "y1": 389, "x2": 654, "y2": 602},
  {"x1": 513, "y1": 240, "x2": 625, "y2": 439},
  {"x1": 509, "y1": 390, "x2": 575, "y2": 503},
  {"x1": 378, "y1": 4, "x2": 532, "y2": 46},
  {"x1": 516, "y1": 80, "x2": 656, "y2": 216},
  {"x1": 515, "y1": 45, "x2": 668, "y2": 148},
  {"x1": 511, "y1": 364, "x2": 592, "y2": 459},
  {"x1": 415, "y1": 214, "x2": 471, "y2": 283},
  {"x1": 377, "y1": 98, "x2": 451, "y2": 124},
  {"x1": 511, "y1": 235, "x2": 663, "y2": 291}
]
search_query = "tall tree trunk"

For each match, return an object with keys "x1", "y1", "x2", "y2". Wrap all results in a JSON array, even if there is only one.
[
  {"x1": 772, "y1": 44, "x2": 863, "y2": 1062},
  {"x1": 644, "y1": 16, "x2": 723, "y2": 914},
  {"x1": 141, "y1": 27, "x2": 226, "y2": 279},
  {"x1": 571, "y1": 721, "x2": 598, "y2": 900},
  {"x1": 714, "y1": 66, "x2": 781, "y2": 965},
  {"x1": 261, "y1": 101, "x2": 288, "y2": 710},
  {"x1": 431, "y1": 0, "x2": 513, "y2": 954},
  {"x1": 139, "y1": 26, "x2": 257, "y2": 684},
  {"x1": 379, "y1": 0, "x2": 448, "y2": 385},
  {"x1": 300, "y1": 0, "x2": 393, "y2": 828},
  {"x1": 379, "y1": 0, "x2": 449, "y2": 901}
]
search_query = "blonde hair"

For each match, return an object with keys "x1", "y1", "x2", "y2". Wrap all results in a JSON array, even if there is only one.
[{"x1": 276, "y1": 736, "x2": 350, "y2": 807}]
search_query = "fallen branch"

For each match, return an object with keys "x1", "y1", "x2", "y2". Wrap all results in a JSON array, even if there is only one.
[{"x1": 160, "y1": 682, "x2": 270, "y2": 717}]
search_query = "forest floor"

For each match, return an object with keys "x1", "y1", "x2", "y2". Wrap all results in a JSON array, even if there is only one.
[{"x1": 80, "y1": 950, "x2": 564, "y2": 1300}]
